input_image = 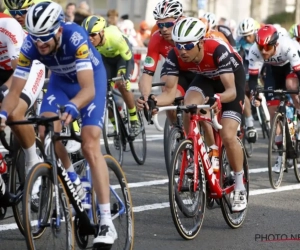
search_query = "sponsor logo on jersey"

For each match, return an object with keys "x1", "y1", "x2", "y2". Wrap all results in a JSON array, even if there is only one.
[
  {"x1": 217, "y1": 51, "x2": 229, "y2": 63},
  {"x1": 32, "y1": 69, "x2": 44, "y2": 94},
  {"x1": 70, "y1": 31, "x2": 83, "y2": 46},
  {"x1": 230, "y1": 57, "x2": 239, "y2": 67},
  {"x1": 0, "y1": 28, "x2": 18, "y2": 45},
  {"x1": 165, "y1": 57, "x2": 175, "y2": 67},
  {"x1": 251, "y1": 50, "x2": 260, "y2": 59},
  {"x1": 21, "y1": 40, "x2": 32, "y2": 53},
  {"x1": 76, "y1": 44, "x2": 89, "y2": 59},
  {"x1": 18, "y1": 53, "x2": 31, "y2": 67},
  {"x1": 144, "y1": 56, "x2": 155, "y2": 67},
  {"x1": 14, "y1": 69, "x2": 29, "y2": 79}
]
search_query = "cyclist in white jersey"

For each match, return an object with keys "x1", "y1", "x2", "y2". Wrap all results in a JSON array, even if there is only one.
[
  {"x1": 248, "y1": 24, "x2": 300, "y2": 172},
  {"x1": 0, "y1": 12, "x2": 45, "y2": 175}
]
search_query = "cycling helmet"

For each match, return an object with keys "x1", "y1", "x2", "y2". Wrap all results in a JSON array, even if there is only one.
[
  {"x1": 25, "y1": 1, "x2": 64, "y2": 35},
  {"x1": 277, "y1": 26, "x2": 288, "y2": 37},
  {"x1": 293, "y1": 24, "x2": 300, "y2": 38},
  {"x1": 172, "y1": 17, "x2": 206, "y2": 43},
  {"x1": 118, "y1": 19, "x2": 135, "y2": 36},
  {"x1": 198, "y1": 17, "x2": 209, "y2": 33},
  {"x1": 3, "y1": 0, "x2": 34, "y2": 10},
  {"x1": 256, "y1": 25, "x2": 279, "y2": 46},
  {"x1": 82, "y1": 15, "x2": 106, "y2": 34},
  {"x1": 237, "y1": 17, "x2": 256, "y2": 36},
  {"x1": 153, "y1": 0, "x2": 183, "y2": 20},
  {"x1": 202, "y1": 12, "x2": 216, "y2": 28}
]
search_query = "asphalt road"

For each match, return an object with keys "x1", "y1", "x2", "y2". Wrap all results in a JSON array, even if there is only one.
[{"x1": 0, "y1": 116, "x2": 300, "y2": 250}]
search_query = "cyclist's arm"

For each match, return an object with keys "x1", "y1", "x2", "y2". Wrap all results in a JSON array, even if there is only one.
[
  {"x1": 217, "y1": 25, "x2": 236, "y2": 47},
  {"x1": 118, "y1": 36, "x2": 134, "y2": 80},
  {"x1": 138, "y1": 34, "x2": 161, "y2": 99},
  {"x1": 248, "y1": 45, "x2": 264, "y2": 92},
  {"x1": 155, "y1": 49, "x2": 179, "y2": 106},
  {"x1": 286, "y1": 40, "x2": 300, "y2": 82},
  {"x1": 2, "y1": 59, "x2": 18, "y2": 90},
  {"x1": 70, "y1": 42, "x2": 95, "y2": 109}
]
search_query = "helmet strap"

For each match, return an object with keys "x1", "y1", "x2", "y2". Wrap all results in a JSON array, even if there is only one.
[{"x1": 97, "y1": 33, "x2": 104, "y2": 46}]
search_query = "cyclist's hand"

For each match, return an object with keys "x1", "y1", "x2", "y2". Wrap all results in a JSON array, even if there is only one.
[
  {"x1": 254, "y1": 99, "x2": 261, "y2": 107},
  {"x1": 205, "y1": 94, "x2": 221, "y2": 114},
  {"x1": 61, "y1": 101, "x2": 79, "y2": 126},
  {"x1": 136, "y1": 95, "x2": 148, "y2": 110}
]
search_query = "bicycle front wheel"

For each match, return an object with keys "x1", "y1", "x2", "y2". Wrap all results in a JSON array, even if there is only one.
[
  {"x1": 169, "y1": 139, "x2": 206, "y2": 240},
  {"x1": 268, "y1": 112, "x2": 286, "y2": 189},
  {"x1": 23, "y1": 162, "x2": 74, "y2": 250}
]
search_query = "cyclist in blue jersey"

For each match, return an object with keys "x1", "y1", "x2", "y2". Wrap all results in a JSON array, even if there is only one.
[
  {"x1": 0, "y1": 2, "x2": 117, "y2": 247},
  {"x1": 236, "y1": 17, "x2": 259, "y2": 143}
]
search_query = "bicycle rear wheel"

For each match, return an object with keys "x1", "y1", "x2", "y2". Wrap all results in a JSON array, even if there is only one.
[
  {"x1": 220, "y1": 137, "x2": 249, "y2": 228},
  {"x1": 23, "y1": 162, "x2": 74, "y2": 250},
  {"x1": 268, "y1": 112, "x2": 286, "y2": 189},
  {"x1": 163, "y1": 118, "x2": 171, "y2": 166},
  {"x1": 169, "y1": 139, "x2": 206, "y2": 240},
  {"x1": 129, "y1": 110, "x2": 147, "y2": 165},
  {"x1": 105, "y1": 155, "x2": 134, "y2": 250},
  {"x1": 103, "y1": 102, "x2": 124, "y2": 165}
]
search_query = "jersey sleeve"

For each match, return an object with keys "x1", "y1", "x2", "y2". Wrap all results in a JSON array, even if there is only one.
[
  {"x1": 213, "y1": 44, "x2": 238, "y2": 74},
  {"x1": 286, "y1": 39, "x2": 300, "y2": 71},
  {"x1": 248, "y1": 44, "x2": 264, "y2": 75},
  {"x1": 115, "y1": 32, "x2": 132, "y2": 61},
  {"x1": 142, "y1": 33, "x2": 161, "y2": 75},
  {"x1": 69, "y1": 29, "x2": 93, "y2": 72},
  {"x1": 14, "y1": 37, "x2": 37, "y2": 80},
  {"x1": 217, "y1": 25, "x2": 236, "y2": 47},
  {"x1": 161, "y1": 49, "x2": 180, "y2": 77},
  {"x1": 4, "y1": 18, "x2": 24, "y2": 62}
]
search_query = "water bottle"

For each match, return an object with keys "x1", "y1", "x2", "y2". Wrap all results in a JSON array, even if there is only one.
[
  {"x1": 80, "y1": 177, "x2": 91, "y2": 210},
  {"x1": 0, "y1": 153, "x2": 7, "y2": 174}
]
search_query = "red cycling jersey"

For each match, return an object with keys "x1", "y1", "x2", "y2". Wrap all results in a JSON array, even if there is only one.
[
  {"x1": 143, "y1": 31, "x2": 174, "y2": 76},
  {"x1": 163, "y1": 38, "x2": 243, "y2": 80}
]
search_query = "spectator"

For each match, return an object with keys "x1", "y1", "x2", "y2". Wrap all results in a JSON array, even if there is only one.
[
  {"x1": 74, "y1": 1, "x2": 91, "y2": 25},
  {"x1": 65, "y1": 2, "x2": 76, "y2": 22},
  {"x1": 107, "y1": 9, "x2": 119, "y2": 26},
  {"x1": 136, "y1": 21, "x2": 151, "y2": 46}
]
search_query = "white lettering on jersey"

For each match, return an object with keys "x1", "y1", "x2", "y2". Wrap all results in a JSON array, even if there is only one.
[{"x1": 70, "y1": 32, "x2": 83, "y2": 46}]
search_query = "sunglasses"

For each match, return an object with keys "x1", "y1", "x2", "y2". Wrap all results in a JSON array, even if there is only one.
[
  {"x1": 175, "y1": 41, "x2": 198, "y2": 51},
  {"x1": 157, "y1": 21, "x2": 175, "y2": 29},
  {"x1": 9, "y1": 8, "x2": 28, "y2": 16},
  {"x1": 89, "y1": 32, "x2": 100, "y2": 37},
  {"x1": 29, "y1": 28, "x2": 59, "y2": 43},
  {"x1": 256, "y1": 43, "x2": 274, "y2": 52}
]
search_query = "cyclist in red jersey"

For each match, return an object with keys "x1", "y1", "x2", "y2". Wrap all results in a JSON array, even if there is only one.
[
  {"x1": 137, "y1": 0, "x2": 196, "y2": 124},
  {"x1": 167, "y1": 17, "x2": 247, "y2": 211}
]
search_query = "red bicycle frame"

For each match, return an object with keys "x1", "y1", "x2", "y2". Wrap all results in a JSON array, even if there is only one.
[{"x1": 177, "y1": 110, "x2": 235, "y2": 198}]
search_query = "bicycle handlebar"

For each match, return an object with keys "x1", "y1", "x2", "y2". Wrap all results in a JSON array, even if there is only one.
[
  {"x1": 257, "y1": 89, "x2": 299, "y2": 94},
  {"x1": 111, "y1": 76, "x2": 125, "y2": 82},
  {"x1": 152, "y1": 105, "x2": 222, "y2": 131}
]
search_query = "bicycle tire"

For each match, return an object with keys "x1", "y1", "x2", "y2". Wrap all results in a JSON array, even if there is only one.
[
  {"x1": 10, "y1": 137, "x2": 45, "y2": 237},
  {"x1": 129, "y1": 111, "x2": 147, "y2": 165},
  {"x1": 219, "y1": 137, "x2": 249, "y2": 228},
  {"x1": 103, "y1": 101, "x2": 124, "y2": 166},
  {"x1": 169, "y1": 139, "x2": 206, "y2": 240},
  {"x1": 23, "y1": 162, "x2": 74, "y2": 250},
  {"x1": 104, "y1": 155, "x2": 134, "y2": 250},
  {"x1": 268, "y1": 112, "x2": 285, "y2": 189},
  {"x1": 258, "y1": 105, "x2": 270, "y2": 139},
  {"x1": 294, "y1": 140, "x2": 300, "y2": 182},
  {"x1": 163, "y1": 118, "x2": 171, "y2": 166},
  {"x1": 165, "y1": 126, "x2": 184, "y2": 176}
]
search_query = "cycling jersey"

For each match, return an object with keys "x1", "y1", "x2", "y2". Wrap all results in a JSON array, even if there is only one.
[
  {"x1": 0, "y1": 13, "x2": 25, "y2": 71},
  {"x1": 206, "y1": 30, "x2": 228, "y2": 43},
  {"x1": 94, "y1": 25, "x2": 133, "y2": 80},
  {"x1": 143, "y1": 31, "x2": 174, "y2": 75},
  {"x1": 236, "y1": 37, "x2": 254, "y2": 80},
  {"x1": 16, "y1": 22, "x2": 102, "y2": 82},
  {"x1": 248, "y1": 35, "x2": 300, "y2": 91},
  {"x1": 216, "y1": 25, "x2": 236, "y2": 47}
]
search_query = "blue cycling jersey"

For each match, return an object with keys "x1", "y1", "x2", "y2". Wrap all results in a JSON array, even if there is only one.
[
  {"x1": 236, "y1": 37, "x2": 253, "y2": 60},
  {"x1": 14, "y1": 22, "x2": 103, "y2": 83}
]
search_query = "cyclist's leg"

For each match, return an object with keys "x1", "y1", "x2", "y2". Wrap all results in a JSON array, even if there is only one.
[
  {"x1": 7, "y1": 60, "x2": 45, "y2": 172},
  {"x1": 80, "y1": 70, "x2": 117, "y2": 245}
]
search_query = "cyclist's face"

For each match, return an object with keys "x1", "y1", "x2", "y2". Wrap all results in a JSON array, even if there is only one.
[
  {"x1": 34, "y1": 28, "x2": 62, "y2": 55},
  {"x1": 177, "y1": 40, "x2": 203, "y2": 63},
  {"x1": 156, "y1": 17, "x2": 176, "y2": 41},
  {"x1": 258, "y1": 43, "x2": 277, "y2": 60},
  {"x1": 9, "y1": 8, "x2": 29, "y2": 27},
  {"x1": 89, "y1": 30, "x2": 104, "y2": 46},
  {"x1": 244, "y1": 34, "x2": 255, "y2": 44}
]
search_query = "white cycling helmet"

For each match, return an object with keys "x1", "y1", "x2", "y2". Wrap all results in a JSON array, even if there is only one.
[
  {"x1": 153, "y1": 0, "x2": 183, "y2": 20},
  {"x1": 26, "y1": 1, "x2": 64, "y2": 35},
  {"x1": 202, "y1": 12, "x2": 216, "y2": 28},
  {"x1": 172, "y1": 17, "x2": 206, "y2": 43},
  {"x1": 237, "y1": 17, "x2": 256, "y2": 36},
  {"x1": 277, "y1": 26, "x2": 289, "y2": 37}
]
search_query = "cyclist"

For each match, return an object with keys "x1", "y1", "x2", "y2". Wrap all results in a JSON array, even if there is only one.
[
  {"x1": 170, "y1": 17, "x2": 247, "y2": 211},
  {"x1": 81, "y1": 15, "x2": 140, "y2": 138},
  {"x1": 137, "y1": 0, "x2": 186, "y2": 125},
  {"x1": 236, "y1": 17, "x2": 261, "y2": 144},
  {"x1": 0, "y1": 8, "x2": 45, "y2": 175},
  {"x1": 0, "y1": 2, "x2": 117, "y2": 246},
  {"x1": 248, "y1": 25, "x2": 300, "y2": 173},
  {"x1": 292, "y1": 24, "x2": 300, "y2": 42},
  {"x1": 202, "y1": 12, "x2": 236, "y2": 48}
]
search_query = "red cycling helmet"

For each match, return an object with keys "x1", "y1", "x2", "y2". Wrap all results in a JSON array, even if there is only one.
[{"x1": 256, "y1": 25, "x2": 279, "y2": 46}]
